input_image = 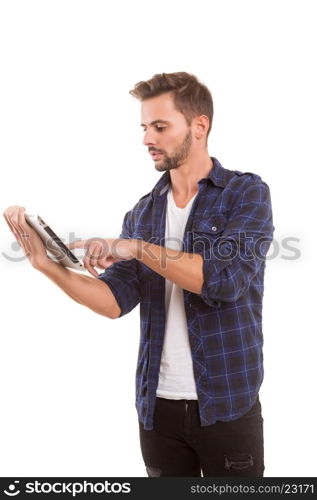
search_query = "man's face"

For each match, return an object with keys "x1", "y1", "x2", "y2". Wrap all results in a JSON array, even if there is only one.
[{"x1": 141, "y1": 92, "x2": 193, "y2": 172}]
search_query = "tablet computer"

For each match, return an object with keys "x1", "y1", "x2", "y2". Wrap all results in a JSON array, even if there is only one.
[{"x1": 25, "y1": 214, "x2": 85, "y2": 271}]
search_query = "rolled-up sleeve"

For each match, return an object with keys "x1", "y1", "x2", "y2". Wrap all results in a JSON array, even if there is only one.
[
  {"x1": 97, "y1": 211, "x2": 141, "y2": 317},
  {"x1": 200, "y1": 180, "x2": 274, "y2": 305}
]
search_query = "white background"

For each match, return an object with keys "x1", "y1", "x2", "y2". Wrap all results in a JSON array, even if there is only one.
[{"x1": 0, "y1": 0, "x2": 316, "y2": 477}]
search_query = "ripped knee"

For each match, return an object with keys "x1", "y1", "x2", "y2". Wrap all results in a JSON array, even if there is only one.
[
  {"x1": 224, "y1": 453, "x2": 254, "y2": 472},
  {"x1": 146, "y1": 465, "x2": 162, "y2": 477}
]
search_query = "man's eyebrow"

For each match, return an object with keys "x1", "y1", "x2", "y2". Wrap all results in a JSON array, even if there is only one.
[{"x1": 140, "y1": 120, "x2": 170, "y2": 127}]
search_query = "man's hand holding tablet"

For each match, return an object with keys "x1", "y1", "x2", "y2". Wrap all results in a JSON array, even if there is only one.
[
  {"x1": 3, "y1": 205, "x2": 138, "y2": 277},
  {"x1": 3, "y1": 206, "x2": 52, "y2": 270},
  {"x1": 3, "y1": 205, "x2": 122, "y2": 318}
]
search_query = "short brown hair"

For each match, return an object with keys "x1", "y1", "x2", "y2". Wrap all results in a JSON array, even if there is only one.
[{"x1": 129, "y1": 72, "x2": 213, "y2": 138}]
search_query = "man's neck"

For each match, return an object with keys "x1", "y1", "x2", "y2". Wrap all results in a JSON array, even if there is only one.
[{"x1": 169, "y1": 152, "x2": 213, "y2": 202}]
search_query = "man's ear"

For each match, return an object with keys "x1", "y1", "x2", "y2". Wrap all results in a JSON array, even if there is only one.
[{"x1": 194, "y1": 115, "x2": 210, "y2": 140}]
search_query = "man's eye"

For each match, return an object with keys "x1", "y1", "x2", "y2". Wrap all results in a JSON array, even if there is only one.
[{"x1": 141, "y1": 126, "x2": 166, "y2": 132}]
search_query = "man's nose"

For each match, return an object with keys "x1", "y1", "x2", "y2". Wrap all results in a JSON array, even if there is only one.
[{"x1": 143, "y1": 129, "x2": 157, "y2": 146}]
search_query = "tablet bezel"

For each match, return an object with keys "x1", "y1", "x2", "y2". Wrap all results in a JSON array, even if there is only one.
[{"x1": 25, "y1": 214, "x2": 85, "y2": 271}]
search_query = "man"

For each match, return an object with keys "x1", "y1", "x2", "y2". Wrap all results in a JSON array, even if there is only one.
[{"x1": 3, "y1": 72, "x2": 274, "y2": 477}]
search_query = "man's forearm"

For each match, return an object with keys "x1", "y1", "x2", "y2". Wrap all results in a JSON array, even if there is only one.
[
  {"x1": 35, "y1": 260, "x2": 120, "y2": 319},
  {"x1": 133, "y1": 240, "x2": 204, "y2": 294}
]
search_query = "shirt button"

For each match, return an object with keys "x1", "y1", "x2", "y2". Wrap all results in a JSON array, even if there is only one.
[{"x1": 211, "y1": 226, "x2": 217, "y2": 232}]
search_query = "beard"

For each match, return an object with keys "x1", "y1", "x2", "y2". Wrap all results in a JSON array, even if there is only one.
[{"x1": 152, "y1": 131, "x2": 192, "y2": 172}]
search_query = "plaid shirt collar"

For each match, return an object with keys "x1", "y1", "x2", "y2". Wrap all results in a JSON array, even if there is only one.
[{"x1": 152, "y1": 156, "x2": 227, "y2": 198}]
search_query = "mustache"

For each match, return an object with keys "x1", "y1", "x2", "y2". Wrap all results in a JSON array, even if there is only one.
[{"x1": 149, "y1": 148, "x2": 165, "y2": 154}]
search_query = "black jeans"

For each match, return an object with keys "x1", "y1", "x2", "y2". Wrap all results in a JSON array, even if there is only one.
[{"x1": 138, "y1": 395, "x2": 264, "y2": 477}]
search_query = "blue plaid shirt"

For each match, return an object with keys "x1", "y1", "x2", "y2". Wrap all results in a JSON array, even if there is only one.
[{"x1": 98, "y1": 157, "x2": 274, "y2": 430}]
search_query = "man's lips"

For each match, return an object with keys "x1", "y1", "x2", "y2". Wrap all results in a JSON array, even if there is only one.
[{"x1": 150, "y1": 151, "x2": 163, "y2": 160}]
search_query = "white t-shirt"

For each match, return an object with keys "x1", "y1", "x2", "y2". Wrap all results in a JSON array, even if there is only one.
[{"x1": 156, "y1": 186, "x2": 198, "y2": 400}]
